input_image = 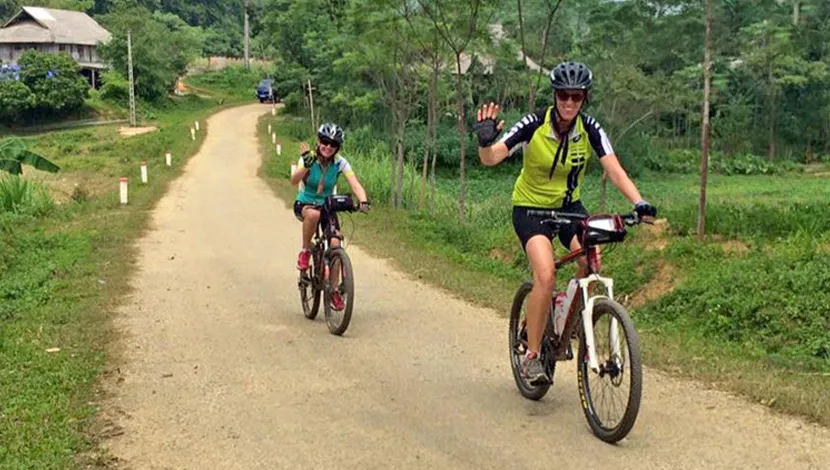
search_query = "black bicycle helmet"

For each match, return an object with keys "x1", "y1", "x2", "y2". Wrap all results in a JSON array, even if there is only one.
[
  {"x1": 550, "y1": 61, "x2": 593, "y2": 90},
  {"x1": 317, "y1": 122, "x2": 345, "y2": 145}
]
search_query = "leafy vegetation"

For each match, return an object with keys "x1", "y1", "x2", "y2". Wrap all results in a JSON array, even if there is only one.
[
  {"x1": 0, "y1": 50, "x2": 89, "y2": 123},
  {"x1": 0, "y1": 174, "x2": 54, "y2": 216},
  {"x1": 1, "y1": 0, "x2": 271, "y2": 59},
  {"x1": 0, "y1": 137, "x2": 60, "y2": 175},
  {"x1": 97, "y1": 7, "x2": 203, "y2": 102}
]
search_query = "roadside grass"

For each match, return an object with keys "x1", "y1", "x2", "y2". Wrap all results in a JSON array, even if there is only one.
[
  {"x1": 0, "y1": 84, "x2": 251, "y2": 468},
  {"x1": 258, "y1": 112, "x2": 830, "y2": 427}
]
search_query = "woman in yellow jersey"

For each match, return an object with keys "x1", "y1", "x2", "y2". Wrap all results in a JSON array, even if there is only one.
[{"x1": 474, "y1": 61, "x2": 657, "y2": 385}]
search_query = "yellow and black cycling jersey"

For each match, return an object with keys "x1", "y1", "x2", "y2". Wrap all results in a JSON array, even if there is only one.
[{"x1": 499, "y1": 107, "x2": 614, "y2": 208}]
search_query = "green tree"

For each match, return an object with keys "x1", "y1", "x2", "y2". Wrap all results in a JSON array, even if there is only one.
[
  {"x1": 17, "y1": 49, "x2": 89, "y2": 114},
  {"x1": 97, "y1": 6, "x2": 202, "y2": 101},
  {"x1": 417, "y1": 0, "x2": 497, "y2": 223},
  {"x1": 739, "y1": 19, "x2": 827, "y2": 159}
]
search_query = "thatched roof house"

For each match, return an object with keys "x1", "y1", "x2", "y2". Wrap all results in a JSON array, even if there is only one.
[{"x1": 0, "y1": 6, "x2": 111, "y2": 84}]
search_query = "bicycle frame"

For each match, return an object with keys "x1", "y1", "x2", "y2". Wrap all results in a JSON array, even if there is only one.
[
  {"x1": 301, "y1": 206, "x2": 344, "y2": 287},
  {"x1": 548, "y1": 224, "x2": 625, "y2": 374}
]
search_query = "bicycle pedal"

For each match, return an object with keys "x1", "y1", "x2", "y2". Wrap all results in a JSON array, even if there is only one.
[{"x1": 554, "y1": 342, "x2": 574, "y2": 361}]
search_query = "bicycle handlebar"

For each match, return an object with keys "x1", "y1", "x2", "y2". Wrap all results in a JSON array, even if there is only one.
[{"x1": 527, "y1": 209, "x2": 645, "y2": 227}]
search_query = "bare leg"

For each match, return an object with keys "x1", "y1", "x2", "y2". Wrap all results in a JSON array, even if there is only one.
[
  {"x1": 301, "y1": 207, "x2": 321, "y2": 250},
  {"x1": 525, "y1": 235, "x2": 557, "y2": 355}
]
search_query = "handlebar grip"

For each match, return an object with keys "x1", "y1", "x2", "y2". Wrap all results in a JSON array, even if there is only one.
[{"x1": 527, "y1": 209, "x2": 556, "y2": 218}]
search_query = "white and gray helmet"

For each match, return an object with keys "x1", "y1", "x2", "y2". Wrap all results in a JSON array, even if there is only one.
[{"x1": 317, "y1": 122, "x2": 345, "y2": 146}]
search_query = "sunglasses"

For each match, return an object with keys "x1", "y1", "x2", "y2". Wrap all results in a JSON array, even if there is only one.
[
  {"x1": 555, "y1": 90, "x2": 586, "y2": 102},
  {"x1": 319, "y1": 138, "x2": 340, "y2": 148}
]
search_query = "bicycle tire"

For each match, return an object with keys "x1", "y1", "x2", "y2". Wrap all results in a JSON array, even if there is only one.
[
  {"x1": 299, "y1": 250, "x2": 321, "y2": 320},
  {"x1": 324, "y1": 247, "x2": 354, "y2": 336},
  {"x1": 577, "y1": 299, "x2": 642, "y2": 443},
  {"x1": 509, "y1": 281, "x2": 555, "y2": 401}
]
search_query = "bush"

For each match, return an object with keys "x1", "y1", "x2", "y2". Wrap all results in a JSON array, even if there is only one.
[
  {"x1": 0, "y1": 175, "x2": 55, "y2": 217},
  {"x1": 0, "y1": 79, "x2": 35, "y2": 122},
  {"x1": 190, "y1": 65, "x2": 267, "y2": 94},
  {"x1": 642, "y1": 234, "x2": 830, "y2": 365},
  {"x1": 644, "y1": 148, "x2": 802, "y2": 175},
  {"x1": 100, "y1": 70, "x2": 130, "y2": 103}
]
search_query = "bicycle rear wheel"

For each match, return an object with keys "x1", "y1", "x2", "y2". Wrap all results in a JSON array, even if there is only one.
[
  {"x1": 509, "y1": 282, "x2": 555, "y2": 401},
  {"x1": 577, "y1": 299, "x2": 642, "y2": 443},
  {"x1": 299, "y1": 249, "x2": 321, "y2": 320},
  {"x1": 324, "y1": 247, "x2": 354, "y2": 336}
]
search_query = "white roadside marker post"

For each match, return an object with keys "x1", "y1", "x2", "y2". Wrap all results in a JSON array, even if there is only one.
[{"x1": 120, "y1": 177, "x2": 128, "y2": 204}]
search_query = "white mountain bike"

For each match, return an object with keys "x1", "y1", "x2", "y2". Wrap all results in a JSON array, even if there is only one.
[{"x1": 509, "y1": 209, "x2": 649, "y2": 443}]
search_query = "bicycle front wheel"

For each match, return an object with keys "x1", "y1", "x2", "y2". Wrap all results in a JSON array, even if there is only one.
[
  {"x1": 577, "y1": 299, "x2": 642, "y2": 443},
  {"x1": 324, "y1": 248, "x2": 354, "y2": 336}
]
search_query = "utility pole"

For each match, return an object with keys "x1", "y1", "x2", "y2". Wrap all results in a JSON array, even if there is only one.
[
  {"x1": 127, "y1": 30, "x2": 136, "y2": 127},
  {"x1": 307, "y1": 78, "x2": 316, "y2": 133},
  {"x1": 697, "y1": 0, "x2": 712, "y2": 238},
  {"x1": 244, "y1": 0, "x2": 250, "y2": 69}
]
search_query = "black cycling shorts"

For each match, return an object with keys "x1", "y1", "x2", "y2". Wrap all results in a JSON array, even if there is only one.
[
  {"x1": 293, "y1": 201, "x2": 340, "y2": 232},
  {"x1": 512, "y1": 200, "x2": 590, "y2": 251}
]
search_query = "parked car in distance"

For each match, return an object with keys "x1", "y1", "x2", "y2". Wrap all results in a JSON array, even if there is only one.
[{"x1": 257, "y1": 78, "x2": 276, "y2": 103}]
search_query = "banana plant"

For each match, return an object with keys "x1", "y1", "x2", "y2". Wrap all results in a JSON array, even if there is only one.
[{"x1": 0, "y1": 137, "x2": 60, "y2": 176}]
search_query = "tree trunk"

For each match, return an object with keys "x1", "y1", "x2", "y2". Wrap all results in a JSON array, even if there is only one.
[
  {"x1": 389, "y1": 144, "x2": 397, "y2": 208},
  {"x1": 430, "y1": 142, "x2": 438, "y2": 216},
  {"x1": 767, "y1": 56, "x2": 776, "y2": 161},
  {"x1": 389, "y1": 101, "x2": 398, "y2": 209},
  {"x1": 408, "y1": 168, "x2": 415, "y2": 210},
  {"x1": 243, "y1": 1, "x2": 250, "y2": 69},
  {"x1": 429, "y1": 102, "x2": 439, "y2": 217},
  {"x1": 530, "y1": 0, "x2": 562, "y2": 111},
  {"x1": 396, "y1": 116, "x2": 406, "y2": 209},
  {"x1": 517, "y1": 0, "x2": 529, "y2": 111},
  {"x1": 600, "y1": 171, "x2": 608, "y2": 212},
  {"x1": 793, "y1": 0, "x2": 799, "y2": 25},
  {"x1": 697, "y1": 0, "x2": 713, "y2": 239},
  {"x1": 419, "y1": 135, "x2": 430, "y2": 212},
  {"x1": 768, "y1": 95, "x2": 776, "y2": 161},
  {"x1": 455, "y1": 52, "x2": 467, "y2": 224},
  {"x1": 420, "y1": 67, "x2": 437, "y2": 211}
]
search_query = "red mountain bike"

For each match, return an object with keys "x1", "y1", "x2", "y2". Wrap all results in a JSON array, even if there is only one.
[
  {"x1": 297, "y1": 194, "x2": 364, "y2": 336},
  {"x1": 509, "y1": 210, "x2": 649, "y2": 443}
]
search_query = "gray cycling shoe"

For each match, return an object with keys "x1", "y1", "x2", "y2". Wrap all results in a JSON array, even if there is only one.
[{"x1": 521, "y1": 355, "x2": 550, "y2": 385}]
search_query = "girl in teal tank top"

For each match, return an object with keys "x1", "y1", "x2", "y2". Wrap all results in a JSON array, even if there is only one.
[{"x1": 290, "y1": 123, "x2": 370, "y2": 309}]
